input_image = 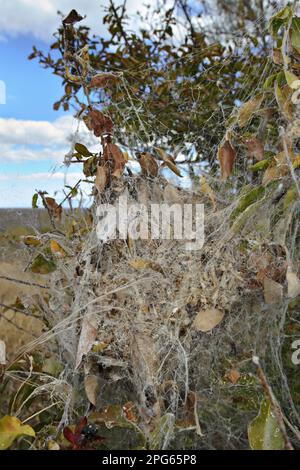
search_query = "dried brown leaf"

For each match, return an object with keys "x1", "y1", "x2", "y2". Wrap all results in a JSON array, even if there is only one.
[
  {"x1": 45, "y1": 197, "x2": 62, "y2": 220},
  {"x1": 155, "y1": 148, "x2": 182, "y2": 177},
  {"x1": 238, "y1": 94, "x2": 264, "y2": 127},
  {"x1": 63, "y1": 9, "x2": 84, "y2": 25},
  {"x1": 246, "y1": 138, "x2": 264, "y2": 161},
  {"x1": 76, "y1": 309, "x2": 98, "y2": 369},
  {"x1": 90, "y1": 73, "x2": 118, "y2": 88},
  {"x1": 95, "y1": 164, "x2": 108, "y2": 193},
  {"x1": 263, "y1": 277, "x2": 283, "y2": 305},
  {"x1": 103, "y1": 143, "x2": 125, "y2": 178},
  {"x1": 227, "y1": 369, "x2": 240, "y2": 384},
  {"x1": 83, "y1": 109, "x2": 114, "y2": 137},
  {"x1": 129, "y1": 258, "x2": 164, "y2": 275},
  {"x1": 218, "y1": 140, "x2": 236, "y2": 180},
  {"x1": 84, "y1": 374, "x2": 100, "y2": 406},
  {"x1": 192, "y1": 308, "x2": 224, "y2": 332},
  {"x1": 137, "y1": 152, "x2": 158, "y2": 177}
]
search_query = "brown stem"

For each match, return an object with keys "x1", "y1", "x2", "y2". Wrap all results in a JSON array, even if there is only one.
[
  {"x1": 0, "y1": 303, "x2": 41, "y2": 320},
  {"x1": 0, "y1": 275, "x2": 48, "y2": 290}
]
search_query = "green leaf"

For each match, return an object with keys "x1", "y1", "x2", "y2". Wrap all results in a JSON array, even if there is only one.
[
  {"x1": 65, "y1": 185, "x2": 78, "y2": 197},
  {"x1": 263, "y1": 71, "x2": 285, "y2": 89},
  {"x1": 269, "y1": 6, "x2": 292, "y2": 37},
  {"x1": 249, "y1": 159, "x2": 270, "y2": 172},
  {"x1": 274, "y1": 6, "x2": 292, "y2": 20},
  {"x1": 30, "y1": 254, "x2": 56, "y2": 274},
  {"x1": 291, "y1": 18, "x2": 300, "y2": 54},
  {"x1": 263, "y1": 73, "x2": 278, "y2": 89},
  {"x1": 83, "y1": 156, "x2": 97, "y2": 177},
  {"x1": 248, "y1": 399, "x2": 284, "y2": 450},
  {"x1": 75, "y1": 143, "x2": 92, "y2": 157},
  {"x1": 0, "y1": 416, "x2": 35, "y2": 450},
  {"x1": 32, "y1": 193, "x2": 38, "y2": 209},
  {"x1": 231, "y1": 186, "x2": 265, "y2": 221}
]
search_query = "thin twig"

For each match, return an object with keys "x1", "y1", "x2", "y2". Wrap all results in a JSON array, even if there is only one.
[
  {"x1": 0, "y1": 303, "x2": 41, "y2": 320},
  {"x1": 0, "y1": 275, "x2": 48, "y2": 290},
  {"x1": 59, "y1": 179, "x2": 81, "y2": 207}
]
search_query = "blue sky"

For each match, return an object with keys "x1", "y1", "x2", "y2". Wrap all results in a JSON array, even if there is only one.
[
  {"x1": 0, "y1": 0, "x2": 147, "y2": 207},
  {"x1": 0, "y1": 0, "x2": 206, "y2": 207}
]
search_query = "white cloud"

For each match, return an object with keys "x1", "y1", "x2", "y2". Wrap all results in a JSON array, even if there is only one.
[
  {"x1": 0, "y1": 115, "x2": 99, "y2": 162},
  {"x1": 0, "y1": 115, "x2": 71, "y2": 146},
  {"x1": 0, "y1": 115, "x2": 97, "y2": 206},
  {"x1": 0, "y1": 170, "x2": 91, "y2": 208},
  {"x1": 0, "y1": 0, "x2": 149, "y2": 42},
  {"x1": 0, "y1": 171, "x2": 81, "y2": 182}
]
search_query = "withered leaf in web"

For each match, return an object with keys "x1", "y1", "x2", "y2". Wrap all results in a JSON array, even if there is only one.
[
  {"x1": 136, "y1": 152, "x2": 158, "y2": 177},
  {"x1": 83, "y1": 109, "x2": 114, "y2": 137},
  {"x1": 62, "y1": 9, "x2": 84, "y2": 26},
  {"x1": 155, "y1": 147, "x2": 182, "y2": 177},
  {"x1": 218, "y1": 140, "x2": 236, "y2": 180},
  {"x1": 90, "y1": 73, "x2": 119, "y2": 89},
  {"x1": 45, "y1": 197, "x2": 62, "y2": 221},
  {"x1": 245, "y1": 137, "x2": 264, "y2": 161},
  {"x1": 103, "y1": 143, "x2": 125, "y2": 178},
  {"x1": 95, "y1": 164, "x2": 109, "y2": 193}
]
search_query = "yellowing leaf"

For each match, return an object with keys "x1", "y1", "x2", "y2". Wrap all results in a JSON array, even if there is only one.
[
  {"x1": 32, "y1": 193, "x2": 38, "y2": 209},
  {"x1": 22, "y1": 236, "x2": 41, "y2": 247},
  {"x1": 200, "y1": 175, "x2": 216, "y2": 211},
  {"x1": 48, "y1": 440, "x2": 60, "y2": 450},
  {"x1": 129, "y1": 258, "x2": 164, "y2": 274},
  {"x1": 92, "y1": 340, "x2": 110, "y2": 353},
  {"x1": 262, "y1": 151, "x2": 288, "y2": 186},
  {"x1": 248, "y1": 399, "x2": 284, "y2": 450},
  {"x1": 284, "y1": 70, "x2": 300, "y2": 89},
  {"x1": 50, "y1": 239, "x2": 67, "y2": 257},
  {"x1": 293, "y1": 154, "x2": 300, "y2": 169},
  {"x1": 237, "y1": 94, "x2": 264, "y2": 127},
  {"x1": 192, "y1": 308, "x2": 224, "y2": 332},
  {"x1": 291, "y1": 18, "x2": 300, "y2": 54},
  {"x1": 0, "y1": 416, "x2": 35, "y2": 450},
  {"x1": 274, "y1": 82, "x2": 294, "y2": 120}
]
